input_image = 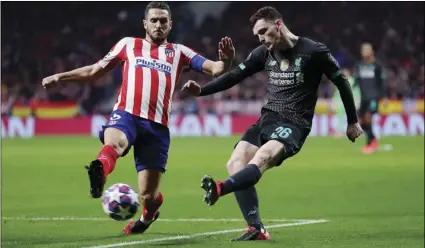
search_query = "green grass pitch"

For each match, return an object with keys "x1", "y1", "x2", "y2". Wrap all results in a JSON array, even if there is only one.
[{"x1": 1, "y1": 136, "x2": 424, "y2": 248}]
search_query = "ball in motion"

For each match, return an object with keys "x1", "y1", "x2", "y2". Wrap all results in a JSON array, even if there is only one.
[{"x1": 101, "y1": 183, "x2": 139, "y2": 221}]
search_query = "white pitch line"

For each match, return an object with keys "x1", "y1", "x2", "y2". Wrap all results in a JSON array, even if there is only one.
[
  {"x1": 378, "y1": 144, "x2": 393, "y2": 151},
  {"x1": 1, "y1": 216, "x2": 313, "y2": 222},
  {"x1": 82, "y1": 219, "x2": 329, "y2": 248}
]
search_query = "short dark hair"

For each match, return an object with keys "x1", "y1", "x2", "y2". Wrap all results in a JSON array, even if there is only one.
[
  {"x1": 249, "y1": 6, "x2": 282, "y2": 27},
  {"x1": 145, "y1": 1, "x2": 171, "y2": 19}
]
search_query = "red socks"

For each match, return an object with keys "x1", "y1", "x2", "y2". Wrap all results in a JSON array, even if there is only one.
[
  {"x1": 141, "y1": 192, "x2": 163, "y2": 222},
  {"x1": 96, "y1": 145, "x2": 120, "y2": 178}
]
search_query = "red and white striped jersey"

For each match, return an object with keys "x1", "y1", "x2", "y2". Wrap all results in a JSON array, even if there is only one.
[{"x1": 97, "y1": 37, "x2": 206, "y2": 127}]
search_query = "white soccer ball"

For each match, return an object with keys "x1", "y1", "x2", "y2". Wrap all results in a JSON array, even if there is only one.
[{"x1": 101, "y1": 183, "x2": 139, "y2": 221}]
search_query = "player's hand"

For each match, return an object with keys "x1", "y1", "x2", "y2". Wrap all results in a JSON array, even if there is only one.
[
  {"x1": 42, "y1": 74, "x2": 60, "y2": 89},
  {"x1": 346, "y1": 123, "x2": 363, "y2": 143},
  {"x1": 218, "y1": 37, "x2": 235, "y2": 62},
  {"x1": 182, "y1": 80, "x2": 201, "y2": 96}
]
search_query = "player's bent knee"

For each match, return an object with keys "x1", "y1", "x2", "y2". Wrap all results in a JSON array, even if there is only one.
[
  {"x1": 227, "y1": 141, "x2": 259, "y2": 174},
  {"x1": 226, "y1": 158, "x2": 245, "y2": 175},
  {"x1": 104, "y1": 128, "x2": 129, "y2": 154}
]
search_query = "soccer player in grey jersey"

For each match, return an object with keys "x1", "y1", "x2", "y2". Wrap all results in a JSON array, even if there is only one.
[
  {"x1": 183, "y1": 6, "x2": 363, "y2": 241},
  {"x1": 354, "y1": 43, "x2": 386, "y2": 154}
]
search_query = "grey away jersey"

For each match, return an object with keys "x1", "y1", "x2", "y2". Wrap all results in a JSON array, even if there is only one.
[
  {"x1": 238, "y1": 37, "x2": 342, "y2": 128},
  {"x1": 353, "y1": 61, "x2": 386, "y2": 100}
]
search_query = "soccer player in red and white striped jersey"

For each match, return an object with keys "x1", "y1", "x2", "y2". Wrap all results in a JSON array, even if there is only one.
[
  {"x1": 41, "y1": 1, "x2": 235, "y2": 235},
  {"x1": 98, "y1": 35, "x2": 220, "y2": 127}
]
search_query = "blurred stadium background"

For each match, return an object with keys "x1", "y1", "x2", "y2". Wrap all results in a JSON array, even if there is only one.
[
  {"x1": 1, "y1": 2, "x2": 424, "y2": 137},
  {"x1": 1, "y1": 2, "x2": 424, "y2": 248}
]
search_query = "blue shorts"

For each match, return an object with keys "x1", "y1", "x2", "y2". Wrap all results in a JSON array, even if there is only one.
[{"x1": 99, "y1": 110, "x2": 170, "y2": 173}]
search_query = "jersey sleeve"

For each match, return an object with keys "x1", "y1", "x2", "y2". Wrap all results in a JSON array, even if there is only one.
[
  {"x1": 314, "y1": 43, "x2": 343, "y2": 80},
  {"x1": 314, "y1": 43, "x2": 358, "y2": 124},
  {"x1": 237, "y1": 45, "x2": 267, "y2": 75},
  {"x1": 179, "y1": 45, "x2": 207, "y2": 73},
  {"x1": 97, "y1": 38, "x2": 128, "y2": 68}
]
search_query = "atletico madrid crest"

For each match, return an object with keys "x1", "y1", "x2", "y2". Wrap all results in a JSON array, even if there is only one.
[{"x1": 165, "y1": 48, "x2": 175, "y2": 58}]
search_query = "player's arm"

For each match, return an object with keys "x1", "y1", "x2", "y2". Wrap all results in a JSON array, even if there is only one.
[
  {"x1": 201, "y1": 60, "x2": 232, "y2": 77},
  {"x1": 180, "y1": 38, "x2": 234, "y2": 77},
  {"x1": 196, "y1": 46, "x2": 266, "y2": 96},
  {"x1": 315, "y1": 47, "x2": 358, "y2": 124},
  {"x1": 54, "y1": 64, "x2": 110, "y2": 82},
  {"x1": 42, "y1": 38, "x2": 127, "y2": 88}
]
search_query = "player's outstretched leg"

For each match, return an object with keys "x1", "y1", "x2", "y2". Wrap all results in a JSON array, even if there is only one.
[
  {"x1": 86, "y1": 127, "x2": 129, "y2": 198},
  {"x1": 224, "y1": 141, "x2": 270, "y2": 240},
  {"x1": 201, "y1": 140, "x2": 284, "y2": 206},
  {"x1": 123, "y1": 169, "x2": 163, "y2": 235},
  {"x1": 124, "y1": 120, "x2": 169, "y2": 234}
]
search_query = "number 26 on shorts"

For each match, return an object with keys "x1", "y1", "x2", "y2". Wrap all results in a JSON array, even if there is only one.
[{"x1": 271, "y1": 126, "x2": 292, "y2": 139}]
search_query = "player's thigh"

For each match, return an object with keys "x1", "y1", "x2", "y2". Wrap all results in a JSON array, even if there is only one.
[
  {"x1": 99, "y1": 110, "x2": 137, "y2": 156},
  {"x1": 133, "y1": 118, "x2": 170, "y2": 175},
  {"x1": 227, "y1": 123, "x2": 261, "y2": 174},
  {"x1": 249, "y1": 140, "x2": 286, "y2": 172},
  {"x1": 259, "y1": 121, "x2": 308, "y2": 167},
  {"x1": 227, "y1": 141, "x2": 259, "y2": 175}
]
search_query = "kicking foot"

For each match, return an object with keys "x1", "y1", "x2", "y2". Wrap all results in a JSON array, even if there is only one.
[
  {"x1": 200, "y1": 175, "x2": 221, "y2": 206},
  {"x1": 85, "y1": 159, "x2": 105, "y2": 198}
]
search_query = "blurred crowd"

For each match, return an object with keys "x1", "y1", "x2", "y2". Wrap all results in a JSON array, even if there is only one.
[{"x1": 1, "y1": 2, "x2": 424, "y2": 115}]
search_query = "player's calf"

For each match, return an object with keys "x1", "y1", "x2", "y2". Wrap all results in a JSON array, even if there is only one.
[{"x1": 137, "y1": 169, "x2": 163, "y2": 221}]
